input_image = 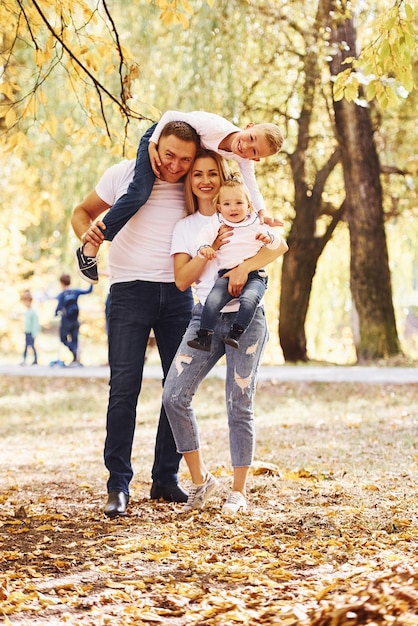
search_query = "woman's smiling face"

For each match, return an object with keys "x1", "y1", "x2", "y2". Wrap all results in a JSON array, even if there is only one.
[{"x1": 190, "y1": 157, "x2": 221, "y2": 201}]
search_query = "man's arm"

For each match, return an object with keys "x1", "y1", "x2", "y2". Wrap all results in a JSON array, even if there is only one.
[
  {"x1": 71, "y1": 190, "x2": 111, "y2": 246},
  {"x1": 225, "y1": 237, "x2": 288, "y2": 298}
]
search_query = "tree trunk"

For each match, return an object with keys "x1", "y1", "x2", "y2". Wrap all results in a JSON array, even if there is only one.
[
  {"x1": 280, "y1": 233, "x2": 322, "y2": 362},
  {"x1": 327, "y1": 1, "x2": 401, "y2": 361},
  {"x1": 279, "y1": 1, "x2": 344, "y2": 362}
]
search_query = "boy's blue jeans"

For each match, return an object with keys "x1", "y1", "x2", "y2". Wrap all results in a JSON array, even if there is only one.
[
  {"x1": 101, "y1": 124, "x2": 157, "y2": 241},
  {"x1": 104, "y1": 279, "x2": 193, "y2": 494},
  {"x1": 200, "y1": 269, "x2": 268, "y2": 332},
  {"x1": 162, "y1": 304, "x2": 268, "y2": 467}
]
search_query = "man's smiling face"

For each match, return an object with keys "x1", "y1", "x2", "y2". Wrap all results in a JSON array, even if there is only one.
[{"x1": 158, "y1": 135, "x2": 197, "y2": 183}]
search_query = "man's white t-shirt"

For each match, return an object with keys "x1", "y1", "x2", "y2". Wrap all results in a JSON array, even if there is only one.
[{"x1": 95, "y1": 160, "x2": 187, "y2": 285}]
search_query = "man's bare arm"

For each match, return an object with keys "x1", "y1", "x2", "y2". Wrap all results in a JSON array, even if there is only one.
[{"x1": 71, "y1": 190, "x2": 110, "y2": 246}]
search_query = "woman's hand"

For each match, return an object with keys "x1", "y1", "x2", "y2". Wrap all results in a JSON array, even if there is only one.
[
  {"x1": 212, "y1": 224, "x2": 233, "y2": 251},
  {"x1": 223, "y1": 265, "x2": 249, "y2": 298},
  {"x1": 149, "y1": 142, "x2": 161, "y2": 178}
]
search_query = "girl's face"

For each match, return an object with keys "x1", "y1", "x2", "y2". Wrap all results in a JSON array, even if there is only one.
[
  {"x1": 190, "y1": 157, "x2": 221, "y2": 201},
  {"x1": 217, "y1": 186, "x2": 250, "y2": 223}
]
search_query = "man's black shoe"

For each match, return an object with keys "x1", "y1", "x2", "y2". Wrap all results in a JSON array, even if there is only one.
[
  {"x1": 150, "y1": 483, "x2": 188, "y2": 503},
  {"x1": 75, "y1": 246, "x2": 99, "y2": 284},
  {"x1": 104, "y1": 491, "x2": 129, "y2": 517}
]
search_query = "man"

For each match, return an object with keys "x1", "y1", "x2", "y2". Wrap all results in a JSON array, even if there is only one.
[{"x1": 71, "y1": 121, "x2": 200, "y2": 517}]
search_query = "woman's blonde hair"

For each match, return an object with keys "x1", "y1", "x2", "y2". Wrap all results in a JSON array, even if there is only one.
[{"x1": 184, "y1": 148, "x2": 231, "y2": 215}]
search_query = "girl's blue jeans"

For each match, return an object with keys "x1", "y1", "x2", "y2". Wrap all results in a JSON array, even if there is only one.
[{"x1": 200, "y1": 268, "x2": 268, "y2": 332}]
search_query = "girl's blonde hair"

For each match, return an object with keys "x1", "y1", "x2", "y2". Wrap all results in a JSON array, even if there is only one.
[
  {"x1": 184, "y1": 148, "x2": 231, "y2": 215},
  {"x1": 215, "y1": 177, "x2": 254, "y2": 213}
]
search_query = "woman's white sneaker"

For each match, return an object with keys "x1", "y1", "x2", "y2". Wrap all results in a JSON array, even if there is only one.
[
  {"x1": 183, "y1": 472, "x2": 219, "y2": 512},
  {"x1": 222, "y1": 491, "x2": 247, "y2": 514}
]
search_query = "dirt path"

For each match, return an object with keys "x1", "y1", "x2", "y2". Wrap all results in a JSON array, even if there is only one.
[{"x1": 1, "y1": 376, "x2": 418, "y2": 625}]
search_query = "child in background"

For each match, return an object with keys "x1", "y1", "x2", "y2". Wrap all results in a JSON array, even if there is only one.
[
  {"x1": 20, "y1": 290, "x2": 40, "y2": 365},
  {"x1": 187, "y1": 177, "x2": 283, "y2": 352},
  {"x1": 55, "y1": 274, "x2": 93, "y2": 364},
  {"x1": 75, "y1": 110, "x2": 284, "y2": 284}
]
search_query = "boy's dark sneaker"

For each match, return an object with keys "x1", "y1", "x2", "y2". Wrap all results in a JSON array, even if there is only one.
[
  {"x1": 75, "y1": 246, "x2": 98, "y2": 284},
  {"x1": 187, "y1": 329, "x2": 213, "y2": 352},
  {"x1": 224, "y1": 324, "x2": 244, "y2": 349}
]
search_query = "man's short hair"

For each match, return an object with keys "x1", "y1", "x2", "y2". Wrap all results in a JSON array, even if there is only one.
[
  {"x1": 160, "y1": 121, "x2": 200, "y2": 148},
  {"x1": 257, "y1": 123, "x2": 284, "y2": 154}
]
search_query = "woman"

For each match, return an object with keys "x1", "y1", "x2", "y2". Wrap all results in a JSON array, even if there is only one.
[{"x1": 162, "y1": 148, "x2": 287, "y2": 515}]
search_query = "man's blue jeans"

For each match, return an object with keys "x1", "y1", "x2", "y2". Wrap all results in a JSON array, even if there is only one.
[
  {"x1": 162, "y1": 304, "x2": 268, "y2": 468},
  {"x1": 200, "y1": 269, "x2": 268, "y2": 332},
  {"x1": 101, "y1": 124, "x2": 157, "y2": 241},
  {"x1": 105, "y1": 280, "x2": 193, "y2": 494}
]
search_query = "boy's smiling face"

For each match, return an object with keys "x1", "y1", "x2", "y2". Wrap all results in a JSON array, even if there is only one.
[{"x1": 229, "y1": 125, "x2": 272, "y2": 161}]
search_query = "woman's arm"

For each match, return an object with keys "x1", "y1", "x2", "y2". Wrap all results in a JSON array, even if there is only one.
[
  {"x1": 173, "y1": 253, "x2": 208, "y2": 292},
  {"x1": 173, "y1": 225, "x2": 233, "y2": 291},
  {"x1": 225, "y1": 237, "x2": 288, "y2": 298}
]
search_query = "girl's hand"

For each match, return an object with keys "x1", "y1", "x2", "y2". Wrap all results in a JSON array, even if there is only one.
[
  {"x1": 198, "y1": 246, "x2": 217, "y2": 260},
  {"x1": 255, "y1": 232, "x2": 272, "y2": 245}
]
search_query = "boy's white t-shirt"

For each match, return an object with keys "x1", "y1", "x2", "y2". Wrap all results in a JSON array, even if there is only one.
[
  {"x1": 95, "y1": 160, "x2": 187, "y2": 285},
  {"x1": 149, "y1": 111, "x2": 265, "y2": 212}
]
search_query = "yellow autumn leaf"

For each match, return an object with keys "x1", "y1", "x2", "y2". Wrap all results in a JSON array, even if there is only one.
[
  {"x1": 181, "y1": 0, "x2": 194, "y2": 15},
  {"x1": 4, "y1": 108, "x2": 17, "y2": 128}
]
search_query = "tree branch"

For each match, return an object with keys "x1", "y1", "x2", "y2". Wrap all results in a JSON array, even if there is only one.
[{"x1": 28, "y1": 0, "x2": 151, "y2": 133}]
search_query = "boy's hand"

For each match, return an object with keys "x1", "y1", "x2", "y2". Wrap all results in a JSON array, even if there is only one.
[
  {"x1": 262, "y1": 213, "x2": 284, "y2": 227},
  {"x1": 148, "y1": 142, "x2": 161, "y2": 178}
]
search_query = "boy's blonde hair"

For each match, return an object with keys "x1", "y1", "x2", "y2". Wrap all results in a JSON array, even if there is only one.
[
  {"x1": 216, "y1": 177, "x2": 254, "y2": 213},
  {"x1": 255, "y1": 122, "x2": 284, "y2": 154}
]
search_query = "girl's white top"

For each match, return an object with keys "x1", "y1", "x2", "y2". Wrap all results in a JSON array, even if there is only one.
[{"x1": 196, "y1": 212, "x2": 280, "y2": 270}]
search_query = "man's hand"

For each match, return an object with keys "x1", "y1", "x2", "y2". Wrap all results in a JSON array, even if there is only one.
[
  {"x1": 149, "y1": 142, "x2": 161, "y2": 178},
  {"x1": 223, "y1": 264, "x2": 249, "y2": 298},
  {"x1": 82, "y1": 220, "x2": 106, "y2": 247}
]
